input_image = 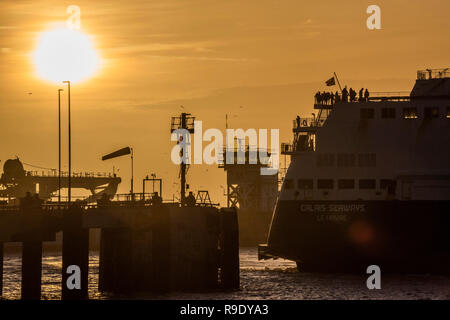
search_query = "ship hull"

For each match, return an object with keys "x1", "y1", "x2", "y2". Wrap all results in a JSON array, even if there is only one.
[{"x1": 266, "y1": 200, "x2": 450, "y2": 272}]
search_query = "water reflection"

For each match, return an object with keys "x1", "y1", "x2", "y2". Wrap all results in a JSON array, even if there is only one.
[{"x1": 1, "y1": 248, "x2": 449, "y2": 300}]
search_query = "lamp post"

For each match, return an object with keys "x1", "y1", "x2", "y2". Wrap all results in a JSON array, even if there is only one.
[
  {"x1": 131, "y1": 147, "x2": 134, "y2": 196},
  {"x1": 62, "y1": 80, "x2": 71, "y2": 204},
  {"x1": 58, "y1": 88, "x2": 63, "y2": 207}
]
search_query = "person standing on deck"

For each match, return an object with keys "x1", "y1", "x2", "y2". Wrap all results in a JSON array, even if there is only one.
[
  {"x1": 342, "y1": 87, "x2": 348, "y2": 102},
  {"x1": 359, "y1": 88, "x2": 364, "y2": 102},
  {"x1": 364, "y1": 88, "x2": 370, "y2": 102}
]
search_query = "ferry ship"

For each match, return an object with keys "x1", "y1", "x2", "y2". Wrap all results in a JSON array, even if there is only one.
[{"x1": 259, "y1": 69, "x2": 450, "y2": 272}]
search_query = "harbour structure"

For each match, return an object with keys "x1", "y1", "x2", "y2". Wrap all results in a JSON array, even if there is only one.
[
  {"x1": 0, "y1": 113, "x2": 239, "y2": 299},
  {"x1": 219, "y1": 146, "x2": 278, "y2": 245},
  {"x1": 0, "y1": 194, "x2": 239, "y2": 299},
  {"x1": 0, "y1": 158, "x2": 121, "y2": 204}
]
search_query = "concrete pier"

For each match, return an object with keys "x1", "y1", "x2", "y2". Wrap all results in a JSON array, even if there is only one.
[{"x1": 0, "y1": 196, "x2": 240, "y2": 299}]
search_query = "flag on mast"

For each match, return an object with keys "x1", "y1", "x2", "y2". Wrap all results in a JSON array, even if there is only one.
[{"x1": 326, "y1": 76, "x2": 336, "y2": 86}]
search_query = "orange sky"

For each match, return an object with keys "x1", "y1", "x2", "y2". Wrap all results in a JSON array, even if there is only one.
[{"x1": 1, "y1": 0, "x2": 449, "y2": 203}]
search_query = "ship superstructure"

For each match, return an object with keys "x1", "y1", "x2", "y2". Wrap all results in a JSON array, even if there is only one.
[{"x1": 261, "y1": 69, "x2": 450, "y2": 272}]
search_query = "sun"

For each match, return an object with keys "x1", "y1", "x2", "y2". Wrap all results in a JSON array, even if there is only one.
[{"x1": 33, "y1": 27, "x2": 100, "y2": 84}]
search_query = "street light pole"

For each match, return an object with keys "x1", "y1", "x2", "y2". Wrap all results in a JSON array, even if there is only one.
[
  {"x1": 63, "y1": 80, "x2": 71, "y2": 204},
  {"x1": 58, "y1": 88, "x2": 63, "y2": 207},
  {"x1": 131, "y1": 147, "x2": 134, "y2": 196}
]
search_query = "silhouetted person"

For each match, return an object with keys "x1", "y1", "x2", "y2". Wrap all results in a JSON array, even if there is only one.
[
  {"x1": 315, "y1": 91, "x2": 322, "y2": 104},
  {"x1": 335, "y1": 91, "x2": 340, "y2": 102},
  {"x1": 359, "y1": 88, "x2": 364, "y2": 102},
  {"x1": 330, "y1": 92, "x2": 335, "y2": 104},
  {"x1": 20, "y1": 191, "x2": 33, "y2": 209},
  {"x1": 296, "y1": 115, "x2": 300, "y2": 128},
  {"x1": 349, "y1": 88, "x2": 356, "y2": 102},
  {"x1": 186, "y1": 191, "x2": 196, "y2": 207},
  {"x1": 152, "y1": 192, "x2": 163, "y2": 206},
  {"x1": 342, "y1": 87, "x2": 348, "y2": 102},
  {"x1": 33, "y1": 193, "x2": 43, "y2": 206},
  {"x1": 364, "y1": 88, "x2": 370, "y2": 102}
]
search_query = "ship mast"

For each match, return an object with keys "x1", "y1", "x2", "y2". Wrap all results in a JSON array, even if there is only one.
[{"x1": 171, "y1": 112, "x2": 195, "y2": 204}]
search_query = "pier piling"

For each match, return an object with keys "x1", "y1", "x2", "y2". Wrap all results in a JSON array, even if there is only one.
[
  {"x1": 114, "y1": 228, "x2": 134, "y2": 294},
  {"x1": 152, "y1": 206, "x2": 171, "y2": 292},
  {"x1": 220, "y1": 207, "x2": 240, "y2": 290},
  {"x1": 21, "y1": 240, "x2": 42, "y2": 300},
  {"x1": 21, "y1": 197, "x2": 43, "y2": 300},
  {"x1": 62, "y1": 205, "x2": 89, "y2": 300},
  {"x1": 98, "y1": 228, "x2": 115, "y2": 293},
  {"x1": 0, "y1": 242, "x2": 3, "y2": 297}
]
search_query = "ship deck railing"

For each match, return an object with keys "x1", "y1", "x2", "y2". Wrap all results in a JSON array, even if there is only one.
[
  {"x1": 367, "y1": 91, "x2": 411, "y2": 102},
  {"x1": 281, "y1": 143, "x2": 295, "y2": 155},
  {"x1": 417, "y1": 68, "x2": 450, "y2": 80},
  {"x1": 281, "y1": 142, "x2": 315, "y2": 155},
  {"x1": 292, "y1": 118, "x2": 325, "y2": 132}
]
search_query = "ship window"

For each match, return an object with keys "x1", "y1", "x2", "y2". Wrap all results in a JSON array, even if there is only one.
[
  {"x1": 424, "y1": 107, "x2": 440, "y2": 118},
  {"x1": 338, "y1": 179, "x2": 355, "y2": 189},
  {"x1": 359, "y1": 179, "x2": 376, "y2": 189},
  {"x1": 298, "y1": 179, "x2": 313, "y2": 189},
  {"x1": 316, "y1": 153, "x2": 335, "y2": 167},
  {"x1": 380, "y1": 179, "x2": 397, "y2": 195},
  {"x1": 447, "y1": 107, "x2": 450, "y2": 119},
  {"x1": 380, "y1": 179, "x2": 396, "y2": 189},
  {"x1": 360, "y1": 108, "x2": 374, "y2": 119},
  {"x1": 284, "y1": 179, "x2": 294, "y2": 190},
  {"x1": 337, "y1": 153, "x2": 355, "y2": 167},
  {"x1": 402, "y1": 107, "x2": 418, "y2": 119},
  {"x1": 358, "y1": 153, "x2": 376, "y2": 167},
  {"x1": 381, "y1": 108, "x2": 396, "y2": 119},
  {"x1": 317, "y1": 179, "x2": 334, "y2": 189}
]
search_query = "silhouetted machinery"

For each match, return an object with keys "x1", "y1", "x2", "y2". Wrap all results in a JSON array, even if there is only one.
[{"x1": 0, "y1": 158, "x2": 121, "y2": 204}]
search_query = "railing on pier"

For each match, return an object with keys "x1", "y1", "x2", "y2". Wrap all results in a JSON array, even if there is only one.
[
  {"x1": 25, "y1": 170, "x2": 117, "y2": 178},
  {"x1": 46, "y1": 192, "x2": 175, "y2": 206}
]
